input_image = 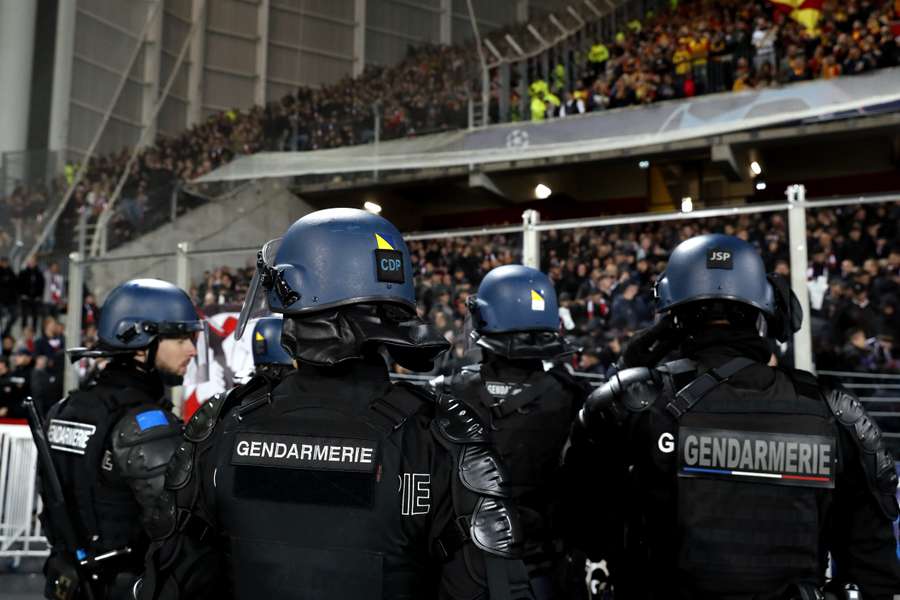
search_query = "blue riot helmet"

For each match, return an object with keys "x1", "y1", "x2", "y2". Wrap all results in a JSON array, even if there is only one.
[
  {"x1": 655, "y1": 234, "x2": 775, "y2": 316},
  {"x1": 653, "y1": 233, "x2": 804, "y2": 340},
  {"x1": 236, "y1": 208, "x2": 416, "y2": 338},
  {"x1": 236, "y1": 208, "x2": 448, "y2": 371},
  {"x1": 469, "y1": 265, "x2": 560, "y2": 333},
  {"x1": 467, "y1": 264, "x2": 572, "y2": 360},
  {"x1": 251, "y1": 317, "x2": 292, "y2": 366},
  {"x1": 97, "y1": 279, "x2": 205, "y2": 351}
]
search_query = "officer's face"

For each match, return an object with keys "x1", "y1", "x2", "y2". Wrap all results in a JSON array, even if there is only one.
[{"x1": 154, "y1": 336, "x2": 197, "y2": 377}]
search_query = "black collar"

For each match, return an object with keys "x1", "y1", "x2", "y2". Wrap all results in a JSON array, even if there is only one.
[{"x1": 98, "y1": 360, "x2": 166, "y2": 402}]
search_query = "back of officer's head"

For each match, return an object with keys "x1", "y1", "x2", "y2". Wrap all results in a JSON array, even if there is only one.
[
  {"x1": 263, "y1": 208, "x2": 416, "y2": 317},
  {"x1": 467, "y1": 264, "x2": 560, "y2": 335},
  {"x1": 465, "y1": 264, "x2": 573, "y2": 362},
  {"x1": 655, "y1": 234, "x2": 776, "y2": 333},
  {"x1": 251, "y1": 208, "x2": 447, "y2": 370}
]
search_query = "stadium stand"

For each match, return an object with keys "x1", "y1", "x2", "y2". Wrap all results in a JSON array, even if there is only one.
[
  {"x1": 0, "y1": 1, "x2": 894, "y2": 417},
  {"x1": 19, "y1": 0, "x2": 899, "y2": 256},
  {"x1": 177, "y1": 201, "x2": 900, "y2": 378}
]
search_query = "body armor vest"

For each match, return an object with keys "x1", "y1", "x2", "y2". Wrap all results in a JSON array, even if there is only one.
[
  {"x1": 203, "y1": 363, "x2": 520, "y2": 600},
  {"x1": 46, "y1": 365, "x2": 163, "y2": 560},
  {"x1": 625, "y1": 359, "x2": 837, "y2": 599}
]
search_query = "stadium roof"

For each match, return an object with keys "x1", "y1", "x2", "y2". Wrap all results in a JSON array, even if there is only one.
[{"x1": 194, "y1": 68, "x2": 900, "y2": 185}]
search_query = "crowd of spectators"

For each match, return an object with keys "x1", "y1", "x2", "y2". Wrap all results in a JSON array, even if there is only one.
[
  {"x1": 532, "y1": 0, "x2": 900, "y2": 118},
  {"x1": 181, "y1": 202, "x2": 899, "y2": 378},
  {"x1": 26, "y1": 0, "x2": 897, "y2": 257},
  {"x1": 0, "y1": 181, "x2": 61, "y2": 259},
  {"x1": 2, "y1": 202, "x2": 897, "y2": 420},
  {"x1": 0, "y1": 256, "x2": 70, "y2": 419},
  {"x1": 405, "y1": 202, "x2": 899, "y2": 376}
]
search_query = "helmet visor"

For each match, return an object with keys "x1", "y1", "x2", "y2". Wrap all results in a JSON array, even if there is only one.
[
  {"x1": 235, "y1": 237, "x2": 282, "y2": 340},
  {"x1": 155, "y1": 319, "x2": 206, "y2": 338},
  {"x1": 183, "y1": 320, "x2": 211, "y2": 384}
]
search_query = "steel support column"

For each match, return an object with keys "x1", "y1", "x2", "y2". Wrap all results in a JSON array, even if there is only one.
[{"x1": 787, "y1": 184, "x2": 813, "y2": 371}]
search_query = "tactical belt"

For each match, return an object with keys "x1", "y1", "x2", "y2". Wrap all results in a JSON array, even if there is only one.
[{"x1": 666, "y1": 357, "x2": 756, "y2": 419}]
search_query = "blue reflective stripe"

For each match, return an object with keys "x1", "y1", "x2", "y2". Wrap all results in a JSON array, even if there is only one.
[
  {"x1": 683, "y1": 466, "x2": 730, "y2": 476},
  {"x1": 136, "y1": 410, "x2": 168, "y2": 431},
  {"x1": 894, "y1": 517, "x2": 900, "y2": 561}
]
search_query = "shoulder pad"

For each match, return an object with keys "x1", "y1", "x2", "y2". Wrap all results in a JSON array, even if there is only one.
[
  {"x1": 619, "y1": 366, "x2": 662, "y2": 412},
  {"x1": 111, "y1": 408, "x2": 181, "y2": 540},
  {"x1": 582, "y1": 366, "x2": 659, "y2": 428},
  {"x1": 826, "y1": 389, "x2": 899, "y2": 520},
  {"x1": 826, "y1": 389, "x2": 880, "y2": 453},
  {"x1": 184, "y1": 390, "x2": 233, "y2": 443},
  {"x1": 112, "y1": 408, "x2": 181, "y2": 477},
  {"x1": 469, "y1": 496, "x2": 524, "y2": 558},
  {"x1": 434, "y1": 394, "x2": 489, "y2": 444},
  {"x1": 458, "y1": 444, "x2": 510, "y2": 498},
  {"x1": 187, "y1": 375, "x2": 279, "y2": 440}
]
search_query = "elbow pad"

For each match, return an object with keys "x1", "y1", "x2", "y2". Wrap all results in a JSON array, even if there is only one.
[
  {"x1": 827, "y1": 389, "x2": 900, "y2": 520},
  {"x1": 431, "y1": 392, "x2": 523, "y2": 559}
]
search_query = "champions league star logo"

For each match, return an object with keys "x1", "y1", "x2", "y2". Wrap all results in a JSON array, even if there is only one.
[{"x1": 506, "y1": 129, "x2": 529, "y2": 150}]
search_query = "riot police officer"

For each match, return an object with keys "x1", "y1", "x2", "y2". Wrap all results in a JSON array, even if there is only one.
[
  {"x1": 138, "y1": 208, "x2": 533, "y2": 600},
  {"x1": 40, "y1": 279, "x2": 202, "y2": 599},
  {"x1": 570, "y1": 234, "x2": 900, "y2": 599},
  {"x1": 440, "y1": 265, "x2": 585, "y2": 599}
]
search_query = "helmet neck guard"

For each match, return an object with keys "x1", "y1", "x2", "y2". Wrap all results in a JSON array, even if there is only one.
[
  {"x1": 472, "y1": 330, "x2": 575, "y2": 361},
  {"x1": 281, "y1": 304, "x2": 449, "y2": 372}
]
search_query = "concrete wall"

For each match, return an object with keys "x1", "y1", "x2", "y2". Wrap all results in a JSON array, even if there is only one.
[
  {"x1": 54, "y1": 0, "x2": 541, "y2": 161},
  {"x1": 85, "y1": 178, "x2": 314, "y2": 300}
]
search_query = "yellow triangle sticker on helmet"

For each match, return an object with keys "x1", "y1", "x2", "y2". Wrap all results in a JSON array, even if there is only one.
[
  {"x1": 531, "y1": 289, "x2": 545, "y2": 311},
  {"x1": 255, "y1": 331, "x2": 265, "y2": 341},
  {"x1": 374, "y1": 233, "x2": 395, "y2": 250}
]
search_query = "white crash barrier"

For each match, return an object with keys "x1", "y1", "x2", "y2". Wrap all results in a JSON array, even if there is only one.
[{"x1": 0, "y1": 422, "x2": 49, "y2": 561}]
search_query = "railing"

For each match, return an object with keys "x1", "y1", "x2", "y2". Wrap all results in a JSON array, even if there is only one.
[{"x1": 0, "y1": 422, "x2": 49, "y2": 562}]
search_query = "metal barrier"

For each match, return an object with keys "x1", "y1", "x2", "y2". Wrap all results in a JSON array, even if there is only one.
[{"x1": 0, "y1": 422, "x2": 49, "y2": 562}]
